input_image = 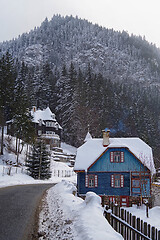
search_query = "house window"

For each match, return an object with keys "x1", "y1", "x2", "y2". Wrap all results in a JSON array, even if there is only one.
[
  {"x1": 132, "y1": 179, "x2": 140, "y2": 188},
  {"x1": 114, "y1": 175, "x2": 121, "y2": 187},
  {"x1": 85, "y1": 175, "x2": 98, "y2": 188},
  {"x1": 38, "y1": 130, "x2": 42, "y2": 136},
  {"x1": 39, "y1": 120, "x2": 42, "y2": 126},
  {"x1": 46, "y1": 121, "x2": 51, "y2": 127},
  {"x1": 110, "y1": 151, "x2": 124, "y2": 163},
  {"x1": 89, "y1": 175, "x2": 95, "y2": 187},
  {"x1": 111, "y1": 174, "x2": 124, "y2": 188}
]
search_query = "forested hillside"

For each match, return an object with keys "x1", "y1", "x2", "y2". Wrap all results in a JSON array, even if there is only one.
[{"x1": 0, "y1": 15, "x2": 160, "y2": 166}]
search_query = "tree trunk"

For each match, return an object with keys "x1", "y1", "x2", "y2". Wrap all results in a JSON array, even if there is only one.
[
  {"x1": 16, "y1": 138, "x2": 20, "y2": 164},
  {"x1": 1, "y1": 126, "x2": 4, "y2": 155}
]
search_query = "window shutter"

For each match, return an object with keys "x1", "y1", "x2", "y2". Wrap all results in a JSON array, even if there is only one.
[
  {"x1": 95, "y1": 175, "x2": 98, "y2": 187},
  {"x1": 110, "y1": 152, "x2": 114, "y2": 162},
  {"x1": 121, "y1": 175, "x2": 124, "y2": 187},
  {"x1": 121, "y1": 152, "x2": 124, "y2": 162},
  {"x1": 111, "y1": 175, "x2": 114, "y2": 187},
  {"x1": 85, "y1": 175, "x2": 88, "y2": 187}
]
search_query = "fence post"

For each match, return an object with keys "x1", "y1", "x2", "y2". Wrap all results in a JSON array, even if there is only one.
[
  {"x1": 148, "y1": 224, "x2": 151, "y2": 238},
  {"x1": 106, "y1": 209, "x2": 112, "y2": 224},
  {"x1": 144, "y1": 222, "x2": 147, "y2": 238},
  {"x1": 132, "y1": 216, "x2": 136, "y2": 240},
  {"x1": 137, "y1": 218, "x2": 140, "y2": 240},
  {"x1": 152, "y1": 226, "x2": 155, "y2": 240},
  {"x1": 114, "y1": 205, "x2": 118, "y2": 232},
  {"x1": 120, "y1": 208, "x2": 124, "y2": 237},
  {"x1": 102, "y1": 196, "x2": 105, "y2": 207},
  {"x1": 126, "y1": 212, "x2": 130, "y2": 240},
  {"x1": 141, "y1": 219, "x2": 144, "y2": 237},
  {"x1": 156, "y1": 229, "x2": 158, "y2": 240}
]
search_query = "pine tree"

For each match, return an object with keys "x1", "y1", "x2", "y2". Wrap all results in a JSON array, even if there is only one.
[
  {"x1": 0, "y1": 52, "x2": 16, "y2": 154},
  {"x1": 13, "y1": 62, "x2": 36, "y2": 163},
  {"x1": 26, "y1": 140, "x2": 51, "y2": 180}
]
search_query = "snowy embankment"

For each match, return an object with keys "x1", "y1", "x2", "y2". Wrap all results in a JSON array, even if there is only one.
[{"x1": 39, "y1": 181, "x2": 123, "y2": 240}]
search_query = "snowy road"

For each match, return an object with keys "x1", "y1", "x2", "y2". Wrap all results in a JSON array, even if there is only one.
[{"x1": 0, "y1": 183, "x2": 54, "y2": 240}]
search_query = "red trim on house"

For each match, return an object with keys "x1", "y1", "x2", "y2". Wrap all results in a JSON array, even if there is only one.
[
  {"x1": 88, "y1": 148, "x2": 109, "y2": 170},
  {"x1": 87, "y1": 147, "x2": 151, "y2": 173},
  {"x1": 74, "y1": 170, "x2": 85, "y2": 173},
  {"x1": 111, "y1": 174, "x2": 124, "y2": 188},
  {"x1": 120, "y1": 196, "x2": 129, "y2": 207},
  {"x1": 126, "y1": 149, "x2": 151, "y2": 173},
  {"x1": 86, "y1": 174, "x2": 98, "y2": 188},
  {"x1": 110, "y1": 151, "x2": 124, "y2": 163}
]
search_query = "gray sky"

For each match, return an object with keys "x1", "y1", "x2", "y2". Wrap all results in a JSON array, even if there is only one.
[{"x1": 1, "y1": 0, "x2": 160, "y2": 47}]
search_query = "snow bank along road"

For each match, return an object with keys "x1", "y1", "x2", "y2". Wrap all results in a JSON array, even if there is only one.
[{"x1": 0, "y1": 183, "x2": 55, "y2": 240}]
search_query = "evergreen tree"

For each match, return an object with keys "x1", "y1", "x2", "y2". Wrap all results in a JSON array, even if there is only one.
[
  {"x1": 13, "y1": 63, "x2": 36, "y2": 163},
  {"x1": 26, "y1": 140, "x2": 51, "y2": 179},
  {"x1": 0, "y1": 52, "x2": 16, "y2": 154}
]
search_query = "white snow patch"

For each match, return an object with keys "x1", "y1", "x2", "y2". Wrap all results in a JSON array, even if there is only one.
[
  {"x1": 0, "y1": 134, "x2": 77, "y2": 188},
  {"x1": 123, "y1": 205, "x2": 160, "y2": 230}
]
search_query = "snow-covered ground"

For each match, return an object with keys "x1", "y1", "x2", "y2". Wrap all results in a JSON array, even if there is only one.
[
  {"x1": 0, "y1": 135, "x2": 76, "y2": 188},
  {"x1": 123, "y1": 204, "x2": 160, "y2": 230},
  {"x1": 39, "y1": 181, "x2": 123, "y2": 240},
  {"x1": 1, "y1": 134, "x2": 160, "y2": 239}
]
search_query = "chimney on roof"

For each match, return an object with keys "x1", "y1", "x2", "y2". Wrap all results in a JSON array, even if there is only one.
[
  {"x1": 102, "y1": 129, "x2": 110, "y2": 147},
  {"x1": 32, "y1": 106, "x2": 37, "y2": 112}
]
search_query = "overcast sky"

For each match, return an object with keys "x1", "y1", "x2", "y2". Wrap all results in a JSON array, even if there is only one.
[{"x1": 1, "y1": 0, "x2": 160, "y2": 48}]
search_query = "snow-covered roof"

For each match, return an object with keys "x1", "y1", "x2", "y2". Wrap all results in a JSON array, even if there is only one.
[
  {"x1": 74, "y1": 137, "x2": 156, "y2": 174},
  {"x1": 31, "y1": 107, "x2": 62, "y2": 129},
  {"x1": 84, "y1": 131, "x2": 92, "y2": 142}
]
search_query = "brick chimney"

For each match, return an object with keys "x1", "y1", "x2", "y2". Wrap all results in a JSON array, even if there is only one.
[{"x1": 102, "y1": 129, "x2": 110, "y2": 147}]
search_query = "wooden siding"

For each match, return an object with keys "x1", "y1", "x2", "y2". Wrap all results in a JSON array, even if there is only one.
[
  {"x1": 77, "y1": 171, "x2": 151, "y2": 197},
  {"x1": 89, "y1": 148, "x2": 148, "y2": 172},
  {"x1": 78, "y1": 172, "x2": 130, "y2": 196}
]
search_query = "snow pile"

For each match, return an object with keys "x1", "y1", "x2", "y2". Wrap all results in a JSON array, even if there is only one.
[{"x1": 39, "y1": 181, "x2": 123, "y2": 240}]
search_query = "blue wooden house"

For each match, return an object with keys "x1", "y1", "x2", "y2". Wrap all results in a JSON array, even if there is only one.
[{"x1": 74, "y1": 129, "x2": 156, "y2": 207}]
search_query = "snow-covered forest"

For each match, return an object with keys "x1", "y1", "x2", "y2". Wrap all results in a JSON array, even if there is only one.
[{"x1": 1, "y1": 15, "x2": 160, "y2": 166}]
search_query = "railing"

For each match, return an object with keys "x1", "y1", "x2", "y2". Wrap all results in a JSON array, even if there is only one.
[
  {"x1": 2, "y1": 165, "x2": 25, "y2": 176},
  {"x1": 52, "y1": 169, "x2": 76, "y2": 177},
  {"x1": 104, "y1": 205, "x2": 160, "y2": 240}
]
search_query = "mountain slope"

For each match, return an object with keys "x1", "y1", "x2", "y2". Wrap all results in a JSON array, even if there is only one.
[{"x1": 1, "y1": 15, "x2": 160, "y2": 166}]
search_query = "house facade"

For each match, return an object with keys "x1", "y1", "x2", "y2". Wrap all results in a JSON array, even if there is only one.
[
  {"x1": 7, "y1": 106, "x2": 62, "y2": 149},
  {"x1": 74, "y1": 129, "x2": 156, "y2": 207},
  {"x1": 31, "y1": 106, "x2": 62, "y2": 148}
]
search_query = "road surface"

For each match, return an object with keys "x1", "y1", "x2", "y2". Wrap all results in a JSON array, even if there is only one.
[{"x1": 0, "y1": 183, "x2": 54, "y2": 240}]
